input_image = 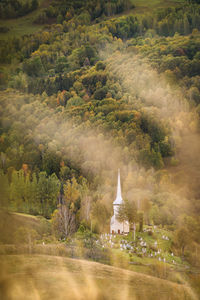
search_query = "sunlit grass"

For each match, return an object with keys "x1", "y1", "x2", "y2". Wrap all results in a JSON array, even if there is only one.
[
  {"x1": 131, "y1": 0, "x2": 187, "y2": 13},
  {"x1": 0, "y1": 0, "x2": 48, "y2": 40},
  {"x1": 0, "y1": 254, "x2": 196, "y2": 300}
]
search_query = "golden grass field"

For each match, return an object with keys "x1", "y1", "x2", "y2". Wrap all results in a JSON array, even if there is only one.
[{"x1": 0, "y1": 254, "x2": 198, "y2": 300}]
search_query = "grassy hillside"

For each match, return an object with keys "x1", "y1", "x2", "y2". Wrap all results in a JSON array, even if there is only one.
[
  {"x1": 0, "y1": 0, "x2": 49, "y2": 39},
  {"x1": 0, "y1": 254, "x2": 197, "y2": 300},
  {"x1": 0, "y1": 15, "x2": 42, "y2": 40},
  {"x1": 0, "y1": 211, "x2": 199, "y2": 298},
  {"x1": 0, "y1": 211, "x2": 50, "y2": 244},
  {"x1": 132, "y1": 0, "x2": 187, "y2": 13}
]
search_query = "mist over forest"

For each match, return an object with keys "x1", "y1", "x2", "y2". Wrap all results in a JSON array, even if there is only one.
[{"x1": 0, "y1": 0, "x2": 200, "y2": 299}]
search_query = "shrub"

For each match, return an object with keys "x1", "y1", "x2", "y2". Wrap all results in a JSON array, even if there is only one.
[
  {"x1": 148, "y1": 231, "x2": 154, "y2": 236},
  {"x1": 151, "y1": 262, "x2": 169, "y2": 279},
  {"x1": 96, "y1": 61, "x2": 106, "y2": 71},
  {"x1": 0, "y1": 26, "x2": 9, "y2": 33}
]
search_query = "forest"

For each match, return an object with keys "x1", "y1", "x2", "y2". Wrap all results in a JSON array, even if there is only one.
[{"x1": 0, "y1": 0, "x2": 200, "y2": 299}]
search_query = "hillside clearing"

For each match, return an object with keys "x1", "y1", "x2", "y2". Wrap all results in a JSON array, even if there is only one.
[
  {"x1": 0, "y1": 211, "x2": 50, "y2": 244},
  {"x1": 131, "y1": 0, "x2": 187, "y2": 13},
  {"x1": 0, "y1": 0, "x2": 50, "y2": 40}
]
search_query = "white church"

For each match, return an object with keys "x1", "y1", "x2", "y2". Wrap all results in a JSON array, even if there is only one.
[{"x1": 110, "y1": 170, "x2": 129, "y2": 234}]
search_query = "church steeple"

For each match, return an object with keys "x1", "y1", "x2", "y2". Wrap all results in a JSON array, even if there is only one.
[
  {"x1": 110, "y1": 169, "x2": 129, "y2": 234},
  {"x1": 113, "y1": 169, "x2": 123, "y2": 205}
]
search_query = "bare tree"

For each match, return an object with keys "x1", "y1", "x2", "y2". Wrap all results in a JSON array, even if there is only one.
[{"x1": 52, "y1": 204, "x2": 76, "y2": 239}]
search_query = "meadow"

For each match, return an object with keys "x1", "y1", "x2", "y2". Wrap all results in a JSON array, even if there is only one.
[{"x1": 0, "y1": 254, "x2": 196, "y2": 300}]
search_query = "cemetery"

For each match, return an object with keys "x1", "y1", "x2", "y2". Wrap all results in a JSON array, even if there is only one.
[{"x1": 97, "y1": 227, "x2": 181, "y2": 269}]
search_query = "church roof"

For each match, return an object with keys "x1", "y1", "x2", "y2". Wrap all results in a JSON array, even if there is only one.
[{"x1": 113, "y1": 169, "x2": 123, "y2": 205}]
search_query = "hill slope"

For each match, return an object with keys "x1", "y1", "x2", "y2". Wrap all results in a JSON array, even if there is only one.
[
  {"x1": 0, "y1": 254, "x2": 197, "y2": 300},
  {"x1": 0, "y1": 211, "x2": 50, "y2": 244}
]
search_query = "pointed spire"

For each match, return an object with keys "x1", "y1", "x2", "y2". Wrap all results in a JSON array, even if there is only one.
[
  {"x1": 113, "y1": 169, "x2": 123, "y2": 205},
  {"x1": 117, "y1": 169, "x2": 122, "y2": 199}
]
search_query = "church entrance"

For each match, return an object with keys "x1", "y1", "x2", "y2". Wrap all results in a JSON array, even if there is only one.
[{"x1": 118, "y1": 229, "x2": 120, "y2": 234}]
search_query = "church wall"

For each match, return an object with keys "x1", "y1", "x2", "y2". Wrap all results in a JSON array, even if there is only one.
[{"x1": 110, "y1": 215, "x2": 129, "y2": 234}]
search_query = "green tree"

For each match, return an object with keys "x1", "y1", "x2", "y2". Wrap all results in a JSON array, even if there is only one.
[
  {"x1": 29, "y1": 172, "x2": 39, "y2": 214},
  {"x1": 183, "y1": 15, "x2": 190, "y2": 35},
  {"x1": 173, "y1": 227, "x2": 191, "y2": 256},
  {"x1": 66, "y1": 96, "x2": 84, "y2": 108},
  {"x1": 64, "y1": 177, "x2": 80, "y2": 205},
  {"x1": 10, "y1": 170, "x2": 26, "y2": 211},
  {"x1": 0, "y1": 170, "x2": 10, "y2": 209},
  {"x1": 141, "y1": 198, "x2": 151, "y2": 224},
  {"x1": 117, "y1": 199, "x2": 137, "y2": 235},
  {"x1": 42, "y1": 150, "x2": 61, "y2": 176},
  {"x1": 91, "y1": 201, "x2": 110, "y2": 232},
  {"x1": 22, "y1": 56, "x2": 44, "y2": 77},
  {"x1": 31, "y1": 0, "x2": 38, "y2": 10},
  {"x1": 37, "y1": 172, "x2": 60, "y2": 217},
  {"x1": 138, "y1": 211, "x2": 144, "y2": 232}
]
